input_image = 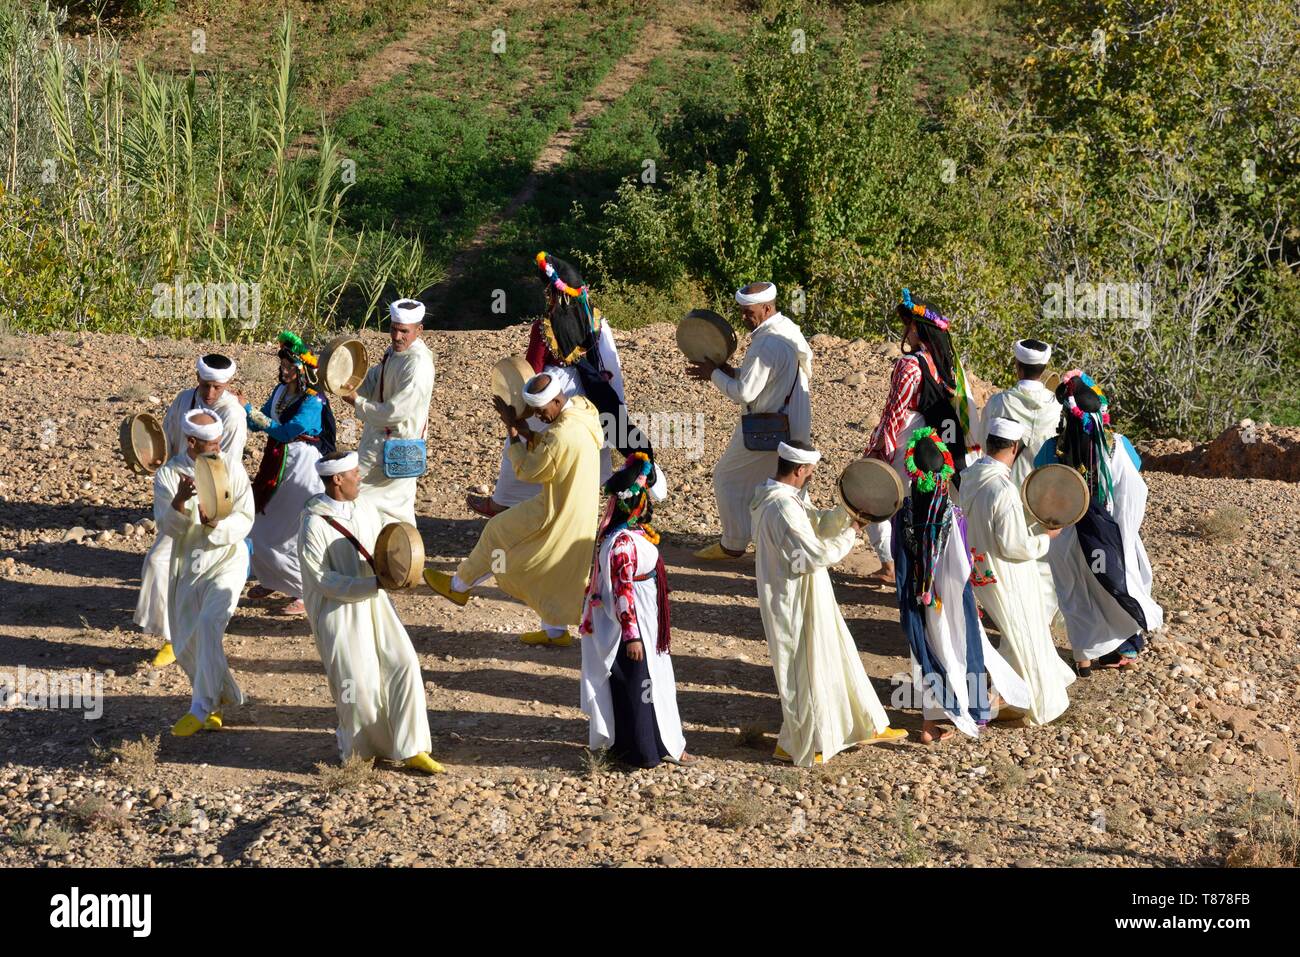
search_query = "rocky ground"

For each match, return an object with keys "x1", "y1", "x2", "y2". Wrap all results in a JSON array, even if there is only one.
[{"x1": 0, "y1": 322, "x2": 1295, "y2": 868}]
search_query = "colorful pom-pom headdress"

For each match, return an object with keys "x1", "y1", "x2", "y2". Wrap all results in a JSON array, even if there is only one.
[
  {"x1": 536, "y1": 251, "x2": 598, "y2": 365},
  {"x1": 276, "y1": 330, "x2": 321, "y2": 392},
  {"x1": 1054, "y1": 370, "x2": 1116, "y2": 506},
  {"x1": 900, "y1": 287, "x2": 951, "y2": 332},
  {"x1": 901, "y1": 427, "x2": 957, "y2": 611},
  {"x1": 904, "y1": 427, "x2": 956, "y2": 494},
  {"x1": 599, "y1": 451, "x2": 659, "y2": 545}
]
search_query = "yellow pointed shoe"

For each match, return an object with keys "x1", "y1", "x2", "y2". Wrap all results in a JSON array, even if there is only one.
[
  {"x1": 693, "y1": 542, "x2": 743, "y2": 561},
  {"x1": 773, "y1": 745, "x2": 823, "y2": 764},
  {"x1": 171, "y1": 713, "x2": 203, "y2": 737},
  {"x1": 203, "y1": 711, "x2": 223, "y2": 731},
  {"x1": 403, "y1": 752, "x2": 446, "y2": 775},
  {"x1": 423, "y1": 568, "x2": 470, "y2": 607},
  {"x1": 519, "y1": 629, "x2": 551, "y2": 646},
  {"x1": 547, "y1": 631, "x2": 574, "y2": 648},
  {"x1": 151, "y1": 642, "x2": 176, "y2": 668},
  {"x1": 859, "y1": 727, "x2": 909, "y2": 745}
]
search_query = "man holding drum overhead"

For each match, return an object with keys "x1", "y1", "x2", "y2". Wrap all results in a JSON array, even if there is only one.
[
  {"x1": 153, "y1": 410, "x2": 254, "y2": 737},
  {"x1": 135, "y1": 352, "x2": 248, "y2": 670},
  {"x1": 298, "y1": 451, "x2": 443, "y2": 775},
  {"x1": 958, "y1": 418, "x2": 1075, "y2": 726},
  {"x1": 686, "y1": 281, "x2": 812, "y2": 561},
  {"x1": 339, "y1": 299, "x2": 435, "y2": 528}
]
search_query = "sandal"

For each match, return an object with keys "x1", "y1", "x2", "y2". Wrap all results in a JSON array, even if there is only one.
[
  {"x1": 247, "y1": 585, "x2": 275, "y2": 600},
  {"x1": 662, "y1": 752, "x2": 698, "y2": 767},
  {"x1": 466, "y1": 494, "x2": 508, "y2": 518},
  {"x1": 1073, "y1": 659, "x2": 1092, "y2": 678}
]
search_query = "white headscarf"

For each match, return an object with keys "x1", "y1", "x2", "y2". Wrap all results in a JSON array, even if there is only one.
[
  {"x1": 316, "y1": 451, "x2": 359, "y2": 477},
  {"x1": 522, "y1": 374, "x2": 564, "y2": 408},
  {"x1": 1013, "y1": 339, "x2": 1052, "y2": 365},
  {"x1": 196, "y1": 354, "x2": 236, "y2": 383},
  {"x1": 389, "y1": 299, "x2": 426, "y2": 326},
  {"x1": 182, "y1": 409, "x2": 223, "y2": 441},
  {"x1": 734, "y1": 283, "x2": 777, "y2": 307},
  {"x1": 777, "y1": 441, "x2": 820, "y2": 465},
  {"x1": 987, "y1": 417, "x2": 1027, "y2": 441}
]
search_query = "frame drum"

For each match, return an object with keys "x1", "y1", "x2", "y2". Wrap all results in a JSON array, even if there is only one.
[
  {"x1": 319, "y1": 335, "x2": 369, "y2": 395},
  {"x1": 1021, "y1": 463, "x2": 1089, "y2": 529},
  {"x1": 375, "y1": 522, "x2": 425, "y2": 589},
  {"x1": 193, "y1": 452, "x2": 234, "y2": 524},
  {"x1": 838, "y1": 458, "x2": 905, "y2": 524},
  {"x1": 119, "y1": 412, "x2": 167, "y2": 474},
  {"x1": 491, "y1": 356, "x2": 537, "y2": 419},
  {"x1": 676, "y1": 309, "x2": 738, "y2": 365}
]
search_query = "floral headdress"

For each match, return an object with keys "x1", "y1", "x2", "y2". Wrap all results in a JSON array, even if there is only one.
[
  {"x1": 903, "y1": 427, "x2": 955, "y2": 494},
  {"x1": 900, "y1": 287, "x2": 951, "y2": 331},
  {"x1": 600, "y1": 452, "x2": 659, "y2": 544},
  {"x1": 1062, "y1": 369, "x2": 1111, "y2": 434}
]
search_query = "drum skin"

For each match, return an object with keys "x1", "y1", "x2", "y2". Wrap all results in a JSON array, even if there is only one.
[
  {"x1": 119, "y1": 412, "x2": 166, "y2": 474},
  {"x1": 320, "y1": 336, "x2": 369, "y2": 395},
  {"x1": 375, "y1": 522, "x2": 424, "y2": 589},
  {"x1": 193, "y1": 453, "x2": 234, "y2": 523},
  {"x1": 1021, "y1": 463, "x2": 1089, "y2": 529},
  {"x1": 676, "y1": 310, "x2": 738, "y2": 365},
  {"x1": 491, "y1": 356, "x2": 537, "y2": 419},
  {"x1": 838, "y1": 458, "x2": 905, "y2": 523}
]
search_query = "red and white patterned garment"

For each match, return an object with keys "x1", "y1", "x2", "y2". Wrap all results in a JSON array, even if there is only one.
[
  {"x1": 579, "y1": 531, "x2": 641, "y2": 643},
  {"x1": 865, "y1": 355, "x2": 922, "y2": 461}
]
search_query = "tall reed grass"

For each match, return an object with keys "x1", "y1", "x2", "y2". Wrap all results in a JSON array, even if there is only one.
[{"x1": 0, "y1": 3, "x2": 440, "y2": 340}]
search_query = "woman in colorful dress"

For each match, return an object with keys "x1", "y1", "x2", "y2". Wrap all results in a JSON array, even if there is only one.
[
  {"x1": 245, "y1": 331, "x2": 337, "y2": 615},
  {"x1": 578, "y1": 452, "x2": 693, "y2": 769}
]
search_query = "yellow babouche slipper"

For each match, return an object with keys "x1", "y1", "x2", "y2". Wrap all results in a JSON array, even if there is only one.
[
  {"x1": 203, "y1": 711, "x2": 223, "y2": 731},
  {"x1": 171, "y1": 713, "x2": 203, "y2": 737},
  {"x1": 694, "y1": 542, "x2": 743, "y2": 561},
  {"x1": 151, "y1": 642, "x2": 176, "y2": 668},
  {"x1": 521, "y1": 629, "x2": 573, "y2": 647},
  {"x1": 403, "y1": 752, "x2": 446, "y2": 775},
  {"x1": 423, "y1": 568, "x2": 470, "y2": 607},
  {"x1": 773, "y1": 745, "x2": 823, "y2": 764},
  {"x1": 859, "y1": 727, "x2": 909, "y2": 745}
]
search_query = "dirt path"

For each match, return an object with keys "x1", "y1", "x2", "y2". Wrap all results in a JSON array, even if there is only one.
[{"x1": 421, "y1": 17, "x2": 687, "y2": 315}]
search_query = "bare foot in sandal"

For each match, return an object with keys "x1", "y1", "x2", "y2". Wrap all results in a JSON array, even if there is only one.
[{"x1": 920, "y1": 720, "x2": 955, "y2": 744}]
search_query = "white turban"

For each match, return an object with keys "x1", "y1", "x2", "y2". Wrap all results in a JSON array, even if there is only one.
[
  {"x1": 1014, "y1": 339, "x2": 1052, "y2": 365},
  {"x1": 777, "y1": 441, "x2": 820, "y2": 465},
  {"x1": 316, "y1": 452, "x2": 359, "y2": 477},
  {"x1": 734, "y1": 283, "x2": 777, "y2": 306},
  {"x1": 196, "y1": 354, "x2": 236, "y2": 383},
  {"x1": 988, "y1": 417, "x2": 1027, "y2": 442},
  {"x1": 522, "y1": 374, "x2": 564, "y2": 408},
  {"x1": 389, "y1": 299, "x2": 426, "y2": 326},
  {"x1": 182, "y1": 409, "x2": 223, "y2": 441},
  {"x1": 648, "y1": 465, "x2": 668, "y2": 502}
]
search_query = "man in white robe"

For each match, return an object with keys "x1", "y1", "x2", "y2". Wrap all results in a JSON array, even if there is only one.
[
  {"x1": 958, "y1": 418, "x2": 1074, "y2": 725},
  {"x1": 136, "y1": 353, "x2": 248, "y2": 669},
  {"x1": 298, "y1": 451, "x2": 442, "y2": 774},
  {"x1": 751, "y1": 441, "x2": 906, "y2": 766},
  {"x1": 687, "y1": 282, "x2": 812, "y2": 560},
  {"x1": 155, "y1": 410, "x2": 253, "y2": 736},
  {"x1": 341, "y1": 299, "x2": 435, "y2": 527},
  {"x1": 974, "y1": 338, "x2": 1062, "y2": 620}
]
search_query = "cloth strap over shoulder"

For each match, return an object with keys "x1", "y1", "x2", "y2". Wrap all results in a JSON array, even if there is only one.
[{"x1": 320, "y1": 515, "x2": 377, "y2": 574}]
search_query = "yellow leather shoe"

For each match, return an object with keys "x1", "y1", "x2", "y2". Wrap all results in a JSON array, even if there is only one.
[
  {"x1": 203, "y1": 711, "x2": 223, "y2": 731},
  {"x1": 694, "y1": 542, "x2": 743, "y2": 561},
  {"x1": 423, "y1": 569, "x2": 470, "y2": 607},
  {"x1": 403, "y1": 752, "x2": 446, "y2": 774},
  {"x1": 171, "y1": 713, "x2": 203, "y2": 737},
  {"x1": 547, "y1": 631, "x2": 574, "y2": 648},
  {"x1": 151, "y1": 642, "x2": 176, "y2": 668},
  {"x1": 773, "y1": 745, "x2": 823, "y2": 764},
  {"x1": 859, "y1": 727, "x2": 909, "y2": 745},
  {"x1": 520, "y1": 629, "x2": 551, "y2": 646}
]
